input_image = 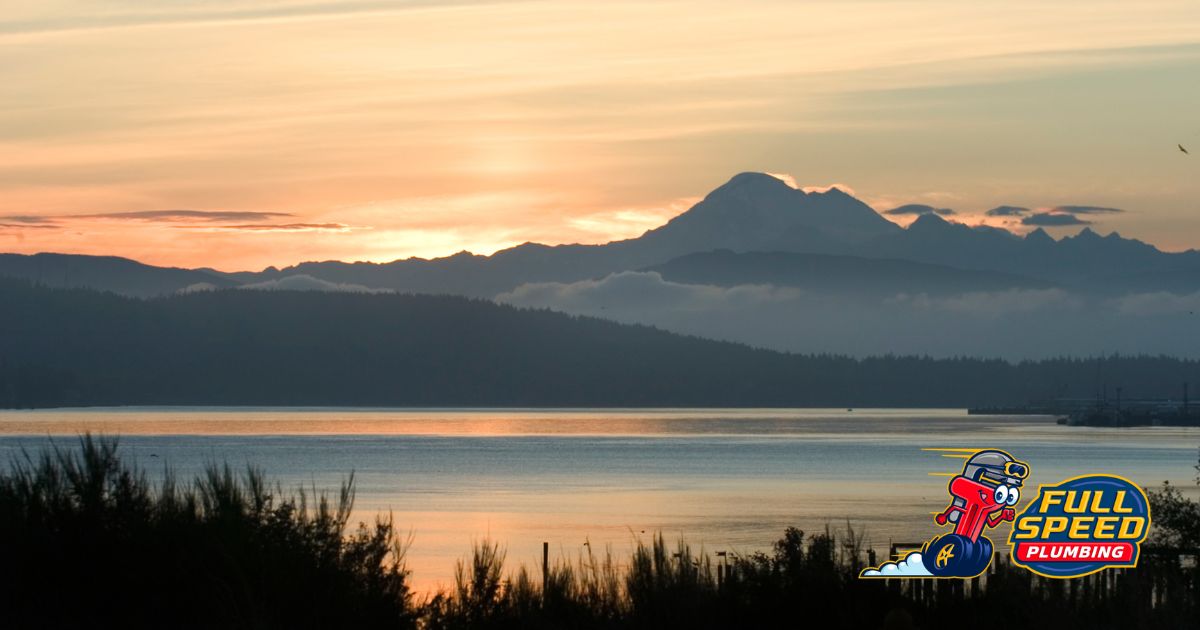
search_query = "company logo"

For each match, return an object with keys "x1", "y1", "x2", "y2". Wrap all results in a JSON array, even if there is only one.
[
  {"x1": 859, "y1": 449, "x2": 1151, "y2": 580},
  {"x1": 1009, "y1": 475, "x2": 1150, "y2": 578},
  {"x1": 861, "y1": 448, "x2": 1028, "y2": 579}
]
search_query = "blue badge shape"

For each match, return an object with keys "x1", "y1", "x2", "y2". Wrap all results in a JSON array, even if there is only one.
[{"x1": 1009, "y1": 474, "x2": 1150, "y2": 579}]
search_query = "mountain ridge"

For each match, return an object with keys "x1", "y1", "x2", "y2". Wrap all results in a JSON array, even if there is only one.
[
  {"x1": 3, "y1": 172, "x2": 1199, "y2": 297},
  {"x1": 645, "y1": 250, "x2": 1055, "y2": 295}
]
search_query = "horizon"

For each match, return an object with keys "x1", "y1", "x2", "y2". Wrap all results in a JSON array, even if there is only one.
[
  {"x1": 2, "y1": 171, "x2": 1192, "y2": 274},
  {"x1": 5, "y1": 5, "x2": 1200, "y2": 625},
  {"x1": 2, "y1": 2, "x2": 1199, "y2": 269}
]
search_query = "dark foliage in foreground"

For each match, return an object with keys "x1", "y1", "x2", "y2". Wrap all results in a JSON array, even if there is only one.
[
  {"x1": 4, "y1": 278, "x2": 1200, "y2": 408},
  {"x1": 1, "y1": 439, "x2": 1197, "y2": 629},
  {"x1": 429, "y1": 526, "x2": 1198, "y2": 630},
  {"x1": 0, "y1": 436, "x2": 414, "y2": 629}
]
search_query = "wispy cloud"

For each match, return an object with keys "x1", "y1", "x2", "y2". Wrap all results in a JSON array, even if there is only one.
[
  {"x1": 986, "y1": 206, "x2": 1030, "y2": 217},
  {"x1": 238, "y1": 274, "x2": 391, "y2": 293},
  {"x1": 801, "y1": 183, "x2": 858, "y2": 196},
  {"x1": 0, "y1": 223, "x2": 58, "y2": 230},
  {"x1": 178, "y1": 273, "x2": 393, "y2": 294},
  {"x1": 10, "y1": 209, "x2": 359, "y2": 233},
  {"x1": 497, "y1": 272, "x2": 1200, "y2": 359},
  {"x1": 77, "y1": 209, "x2": 293, "y2": 222},
  {"x1": 884, "y1": 204, "x2": 956, "y2": 216},
  {"x1": 176, "y1": 222, "x2": 357, "y2": 232},
  {"x1": 1050, "y1": 205, "x2": 1125, "y2": 214},
  {"x1": 765, "y1": 172, "x2": 798, "y2": 189},
  {"x1": 0, "y1": 215, "x2": 59, "y2": 229},
  {"x1": 0, "y1": 1, "x2": 469, "y2": 39},
  {"x1": 2, "y1": 1, "x2": 1199, "y2": 266},
  {"x1": 1022, "y1": 212, "x2": 1092, "y2": 226},
  {"x1": 0, "y1": 214, "x2": 57, "y2": 224}
]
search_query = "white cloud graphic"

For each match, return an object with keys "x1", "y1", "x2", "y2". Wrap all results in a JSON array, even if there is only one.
[{"x1": 860, "y1": 552, "x2": 931, "y2": 578}]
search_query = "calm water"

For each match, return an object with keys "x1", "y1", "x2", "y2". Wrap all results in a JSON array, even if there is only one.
[{"x1": 1, "y1": 407, "x2": 1197, "y2": 591}]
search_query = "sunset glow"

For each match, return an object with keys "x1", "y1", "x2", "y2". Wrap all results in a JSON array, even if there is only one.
[{"x1": 3, "y1": 1, "x2": 1200, "y2": 269}]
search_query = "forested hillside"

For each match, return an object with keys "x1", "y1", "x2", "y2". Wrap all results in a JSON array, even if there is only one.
[{"x1": 1, "y1": 279, "x2": 1196, "y2": 409}]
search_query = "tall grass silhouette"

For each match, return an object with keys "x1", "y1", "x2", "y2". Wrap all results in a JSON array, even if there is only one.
[
  {"x1": 0, "y1": 436, "x2": 1196, "y2": 628},
  {"x1": 0, "y1": 435, "x2": 415, "y2": 628}
]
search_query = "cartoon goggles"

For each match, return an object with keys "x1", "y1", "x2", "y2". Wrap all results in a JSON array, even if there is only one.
[
  {"x1": 1003, "y1": 462, "x2": 1029, "y2": 479},
  {"x1": 977, "y1": 460, "x2": 1029, "y2": 484}
]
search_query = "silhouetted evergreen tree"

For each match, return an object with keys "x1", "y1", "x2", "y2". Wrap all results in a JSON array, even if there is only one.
[{"x1": 2, "y1": 278, "x2": 1198, "y2": 408}]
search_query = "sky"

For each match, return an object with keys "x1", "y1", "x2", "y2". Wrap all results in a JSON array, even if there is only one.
[{"x1": 2, "y1": 0, "x2": 1199, "y2": 271}]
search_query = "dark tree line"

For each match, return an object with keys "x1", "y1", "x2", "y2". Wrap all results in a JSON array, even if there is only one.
[{"x1": 1, "y1": 278, "x2": 1198, "y2": 409}]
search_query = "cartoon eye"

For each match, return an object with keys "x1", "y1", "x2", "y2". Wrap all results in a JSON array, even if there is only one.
[
  {"x1": 993, "y1": 485, "x2": 1009, "y2": 505},
  {"x1": 1006, "y1": 486, "x2": 1020, "y2": 506}
]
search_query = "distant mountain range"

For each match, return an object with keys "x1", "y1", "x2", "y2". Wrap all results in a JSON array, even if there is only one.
[
  {"x1": 646, "y1": 250, "x2": 1054, "y2": 296},
  {"x1": 0, "y1": 253, "x2": 236, "y2": 298},
  {"x1": 4, "y1": 172, "x2": 1196, "y2": 298},
  {"x1": 4, "y1": 172, "x2": 1199, "y2": 360},
  {"x1": 864, "y1": 213, "x2": 1200, "y2": 293},
  {"x1": 236, "y1": 172, "x2": 1200, "y2": 296}
]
